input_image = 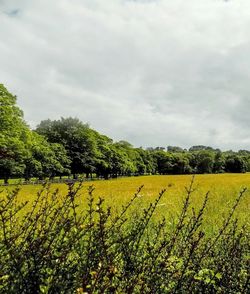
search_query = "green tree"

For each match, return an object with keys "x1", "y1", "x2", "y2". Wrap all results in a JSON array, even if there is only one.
[
  {"x1": 136, "y1": 148, "x2": 156, "y2": 174},
  {"x1": 36, "y1": 118, "x2": 99, "y2": 178},
  {"x1": 111, "y1": 142, "x2": 137, "y2": 177},
  {"x1": 153, "y1": 151, "x2": 174, "y2": 174},
  {"x1": 190, "y1": 151, "x2": 215, "y2": 174},
  {"x1": 94, "y1": 134, "x2": 113, "y2": 179},
  {"x1": 167, "y1": 146, "x2": 184, "y2": 153},
  {"x1": 0, "y1": 85, "x2": 70, "y2": 182},
  {"x1": 172, "y1": 153, "x2": 192, "y2": 174},
  {"x1": 225, "y1": 155, "x2": 247, "y2": 173},
  {"x1": 213, "y1": 151, "x2": 225, "y2": 173},
  {"x1": 0, "y1": 85, "x2": 29, "y2": 183},
  {"x1": 24, "y1": 132, "x2": 71, "y2": 180}
]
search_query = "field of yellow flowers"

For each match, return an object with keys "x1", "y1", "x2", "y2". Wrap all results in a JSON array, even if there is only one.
[{"x1": 6, "y1": 173, "x2": 249, "y2": 232}]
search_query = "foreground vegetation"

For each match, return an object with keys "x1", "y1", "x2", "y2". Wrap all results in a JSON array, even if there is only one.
[{"x1": 0, "y1": 176, "x2": 249, "y2": 293}]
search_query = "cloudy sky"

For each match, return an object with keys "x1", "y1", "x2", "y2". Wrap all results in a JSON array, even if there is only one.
[{"x1": 1, "y1": 0, "x2": 250, "y2": 150}]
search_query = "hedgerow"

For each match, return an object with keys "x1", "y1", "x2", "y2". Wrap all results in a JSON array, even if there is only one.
[{"x1": 0, "y1": 178, "x2": 249, "y2": 293}]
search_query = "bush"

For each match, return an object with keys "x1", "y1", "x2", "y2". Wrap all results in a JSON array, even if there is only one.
[{"x1": 0, "y1": 179, "x2": 249, "y2": 293}]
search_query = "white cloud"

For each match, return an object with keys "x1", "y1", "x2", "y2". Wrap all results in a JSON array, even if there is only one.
[{"x1": 1, "y1": 0, "x2": 250, "y2": 150}]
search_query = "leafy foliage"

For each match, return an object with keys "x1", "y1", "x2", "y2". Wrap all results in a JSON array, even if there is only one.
[
  {"x1": 2, "y1": 83, "x2": 250, "y2": 183},
  {"x1": 0, "y1": 84, "x2": 29, "y2": 182},
  {"x1": 0, "y1": 86, "x2": 70, "y2": 183},
  {"x1": 0, "y1": 180, "x2": 249, "y2": 293},
  {"x1": 36, "y1": 118, "x2": 99, "y2": 178}
]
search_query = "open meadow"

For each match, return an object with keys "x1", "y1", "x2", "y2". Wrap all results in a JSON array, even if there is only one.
[{"x1": 3, "y1": 173, "x2": 250, "y2": 232}]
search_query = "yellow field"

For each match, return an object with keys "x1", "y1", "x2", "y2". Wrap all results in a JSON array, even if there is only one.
[{"x1": 2, "y1": 174, "x2": 250, "y2": 232}]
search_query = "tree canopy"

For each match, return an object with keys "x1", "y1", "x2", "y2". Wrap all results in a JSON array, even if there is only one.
[
  {"x1": 1, "y1": 84, "x2": 250, "y2": 182},
  {"x1": 0, "y1": 85, "x2": 70, "y2": 183}
]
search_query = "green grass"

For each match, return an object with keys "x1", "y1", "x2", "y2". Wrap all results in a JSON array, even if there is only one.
[{"x1": 2, "y1": 174, "x2": 249, "y2": 233}]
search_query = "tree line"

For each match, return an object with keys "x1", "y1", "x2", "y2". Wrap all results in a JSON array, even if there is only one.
[{"x1": 1, "y1": 84, "x2": 250, "y2": 183}]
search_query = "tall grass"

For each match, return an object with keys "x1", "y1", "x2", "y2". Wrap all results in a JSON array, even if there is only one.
[{"x1": 0, "y1": 178, "x2": 249, "y2": 293}]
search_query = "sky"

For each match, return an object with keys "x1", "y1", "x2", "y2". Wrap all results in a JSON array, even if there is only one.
[{"x1": 1, "y1": 0, "x2": 250, "y2": 150}]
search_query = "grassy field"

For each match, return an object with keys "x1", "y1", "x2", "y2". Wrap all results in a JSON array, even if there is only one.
[{"x1": 2, "y1": 173, "x2": 249, "y2": 233}]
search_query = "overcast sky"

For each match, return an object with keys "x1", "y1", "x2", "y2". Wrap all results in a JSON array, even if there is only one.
[{"x1": 1, "y1": 0, "x2": 250, "y2": 150}]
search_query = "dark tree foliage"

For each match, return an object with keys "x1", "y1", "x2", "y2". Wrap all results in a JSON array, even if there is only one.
[
  {"x1": 1, "y1": 84, "x2": 250, "y2": 182},
  {"x1": 0, "y1": 85, "x2": 70, "y2": 183},
  {"x1": 225, "y1": 155, "x2": 247, "y2": 173},
  {"x1": 0, "y1": 84, "x2": 28, "y2": 183},
  {"x1": 167, "y1": 146, "x2": 184, "y2": 153},
  {"x1": 36, "y1": 118, "x2": 101, "y2": 178}
]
